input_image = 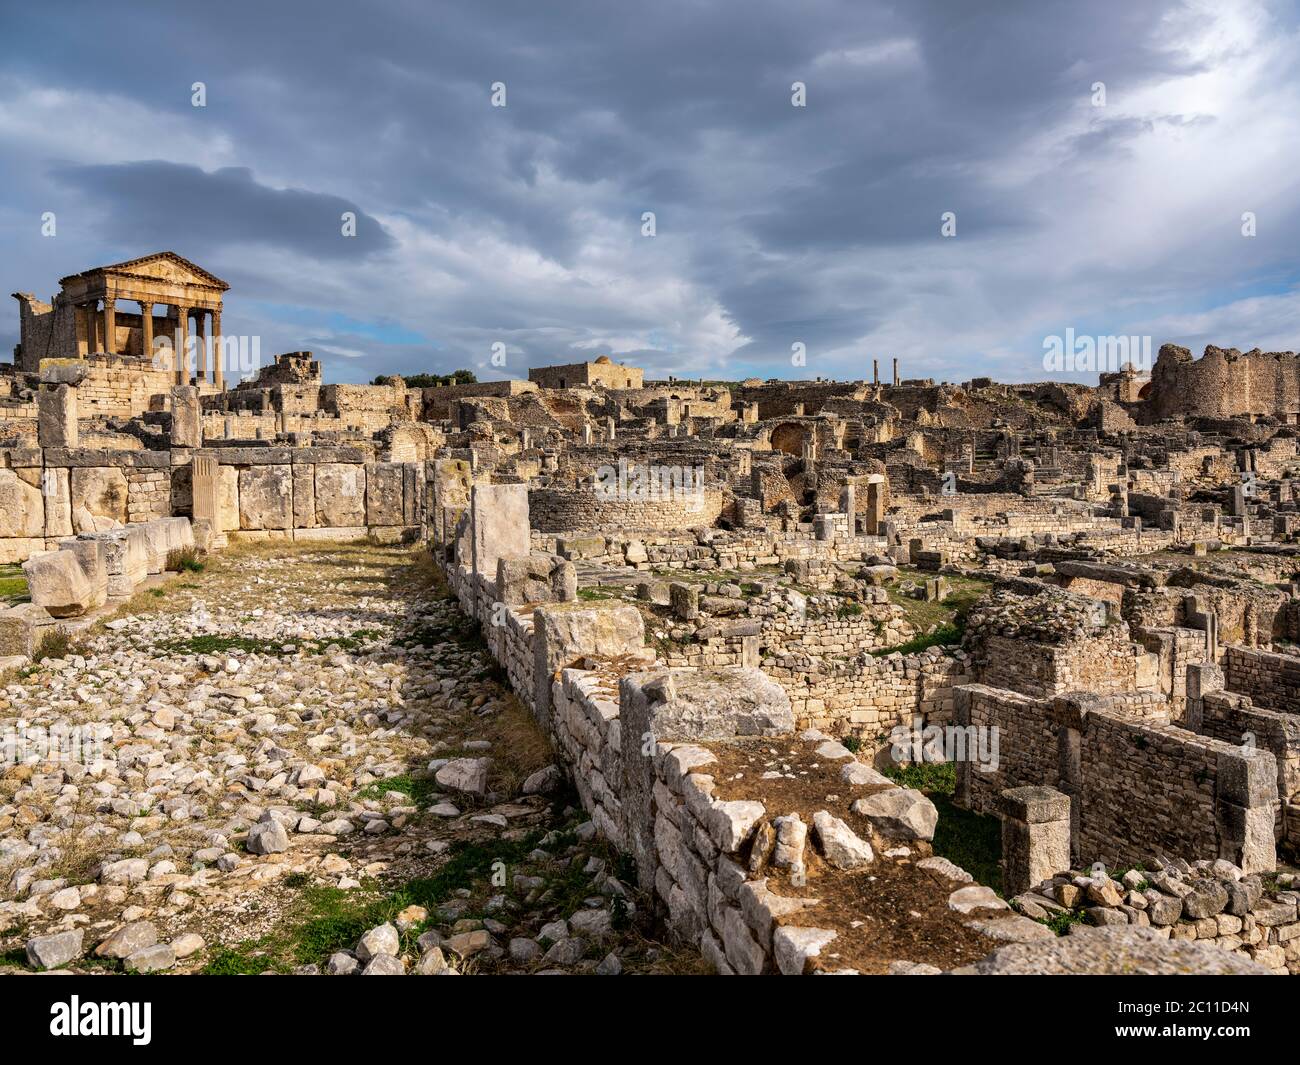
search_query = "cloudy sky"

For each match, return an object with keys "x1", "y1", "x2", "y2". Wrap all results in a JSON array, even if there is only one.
[{"x1": 3, "y1": 0, "x2": 1300, "y2": 385}]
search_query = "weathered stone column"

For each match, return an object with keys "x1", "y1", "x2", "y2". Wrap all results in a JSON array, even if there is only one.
[
  {"x1": 170, "y1": 385, "x2": 202, "y2": 448},
  {"x1": 37, "y1": 362, "x2": 86, "y2": 448},
  {"x1": 140, "y1": 301, "x2": 154, "y2": 365},
  {"x1": 193, "y1": 308, "x2": 207, "y2": 384},
  {"x1": 190, "y1": 454, "x2": 223, "y2": 550},
  {"x1": 80, "y1": 302, "x2": 95, "y2": 355},
  {"x1": 1184, "y1": 661, "x2": 1223, "y2": 733},
  {"x1": 102, "y1": 297, "x2": 116, "y2": 355},
  {"x1": 1216, "y1": 746, "x2": 1277, "y2": 874},
  {"x1": 892, "y1": 357, "x2": 899, "y2": 387},
  {"x1": 211, "y1": 308, "x2": 224, "y2": 390},
  {"x1": 176, "y1": 305, "x2": 190, "y2": 385},
  {"x1": 38, "y1": 383, "x2": 78, "y2": 448},
  {"x1": 1000, "y1": 786, "x2": 1071, "y2": 896}
]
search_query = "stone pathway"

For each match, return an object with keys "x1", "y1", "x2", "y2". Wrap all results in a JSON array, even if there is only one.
[{"x1": 0, "y1": 542, "x2": 698, "y2": 975}]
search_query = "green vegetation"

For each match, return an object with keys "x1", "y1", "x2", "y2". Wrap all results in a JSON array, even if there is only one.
[
  {"x1": 577, "y1": 587, "x2": 617, "y2": 602},
  {"x1": 1041, "y1": 908, "x2": 1088, "y2": 936},
  {"x1": 356, "y1": 773, "x2": 440, "y2": 808},
  {"x1": 883, "y1": 760, "x2": 1001, "y2": 893},
  {"x1": 0, "y1": 564, "x2": 28, "y2": 603},
  {"x1": 871, "y1": 620, "x2": 964, "y2": 657},
  {"x1": 33, "y1": 629, "x2": 77, "y2": 662},
  {"x1": 156, "y1": 629, "x2": 387, "y2": 657},
  {"x1": 166, "y1": 546, "x2": 206, "y2": 573},
  {"x1": 885, "y1": 569, "x2": 990, "y2": 630},
  {"x1": 201, "y1": 833, "x2": 553, "y2": 972},
  {"x1": 373, "y1": 369, "x2": 477, "y2": 388}
]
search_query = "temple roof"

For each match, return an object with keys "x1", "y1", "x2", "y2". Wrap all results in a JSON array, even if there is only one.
[{"x1": 60, "y1": 252, "x2": 230, "y2": 291}]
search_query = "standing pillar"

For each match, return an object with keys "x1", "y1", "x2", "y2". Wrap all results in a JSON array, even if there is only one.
[
  {"x1": 139, "y1": 301, "x2": 154, "y2": 365},
  {"x1": 872, "y1": 358, "x2": 879, "y2": 386},
  {"x1": 1000, "y1": 786, "x2": 1071, "y2": 896},
  {"x1": 85, "y1": 301, "x2": 98, "y2": 353},
  {"x1": 193, "y1": 308, "x2": 207, "y2": 385},
  {"x1": 211, "y1": 308, "x2": 224, "y2": 390},
  {"x1": 102, "y1": 297, "x2": 116, "y2": 355},
  {"x1": 892, "y1": 357, "x2": 899, "y2": 387},
  {"x1": 176, "y1": 305, "x2": 190, "y2": 385}
]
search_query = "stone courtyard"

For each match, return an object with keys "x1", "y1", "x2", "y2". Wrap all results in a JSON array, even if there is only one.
[{"x1": 3, "y1": 255, "x2": 1300, "y2": 976}]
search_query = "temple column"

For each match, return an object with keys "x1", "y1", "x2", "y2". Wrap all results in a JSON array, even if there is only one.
[
  {"x1": 176, "y1": 305, "x2": 190, "y2": 385},
  {"x1": 139, "y1": 301, "x2": 154, "y2": 365},
  {"x1": 102, "y1": 297, "x2": 116, "y2": 355},
  {"x1": 211, "y1": 308, "x2": 224, "y2": 390},
  {"x1": 85, "y1": 301, "x2": 98, "y2": 353},
  {"x1": 193, "y1": 308, "x2": 207, "y2": 385}
]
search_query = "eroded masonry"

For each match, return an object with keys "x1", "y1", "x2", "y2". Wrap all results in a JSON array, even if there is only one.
[{"x1": 3, "y1": 253, "x2": 1300, "y2": 974}]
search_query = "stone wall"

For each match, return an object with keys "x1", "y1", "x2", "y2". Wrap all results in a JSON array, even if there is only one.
[
  {"x1": 1224, "y1": 645, "x2": 1300, "y2": 711},
  {"x1": 955, "y1": 685, "x2": 1278, "y2": 873},
  {"x1": 528, "y1": 486, "x2": 724, "y2": 532}
]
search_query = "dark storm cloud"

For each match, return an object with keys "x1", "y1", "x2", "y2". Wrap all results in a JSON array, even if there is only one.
[
  {"x1": 49, "y1": 162, "x2": 394, "y2": 259},
  {"x1": 2, "y1": 0, "x2": 1299, "y2": 382}
]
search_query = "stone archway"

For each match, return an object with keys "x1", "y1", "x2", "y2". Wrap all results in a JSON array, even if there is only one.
[{"x1": 770, "y1": 421, "x2": 809, "y2": 457}]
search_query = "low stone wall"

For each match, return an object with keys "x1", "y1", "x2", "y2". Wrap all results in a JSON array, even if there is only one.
[
  {"x1": 956, "y1": 685, "x2": 1278, "y2": 873},
  {"x1": 1014, "y1": 858, "x2": 1300, "y2": 975},
  {"x1": 1224, "y1": 645, "x2": 1300, "y2": 712},
  {"x1": 528, "y1": 486, "x2": 724, "y2": 533},
  {"x1": 763, "y1": 646, "x2": 970, "y2": 750}
]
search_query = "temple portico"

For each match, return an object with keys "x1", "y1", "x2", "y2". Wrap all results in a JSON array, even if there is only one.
[{"x1": 12, "y1": 252, "x2": 230, "y2": 390}]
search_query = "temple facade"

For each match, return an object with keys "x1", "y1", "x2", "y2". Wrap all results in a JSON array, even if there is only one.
[{"x1": 11, "y1": 251, "x2": 230, "y2": 389}]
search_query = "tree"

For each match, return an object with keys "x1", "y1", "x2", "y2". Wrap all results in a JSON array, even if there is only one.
[{"x1": 372, "y1": 369, "x2": 478, "y2": 387}]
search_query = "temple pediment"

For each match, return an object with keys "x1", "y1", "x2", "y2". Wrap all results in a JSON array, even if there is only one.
[{"x1": 61, "y1": 252, "x2": 229, "y2": 292}]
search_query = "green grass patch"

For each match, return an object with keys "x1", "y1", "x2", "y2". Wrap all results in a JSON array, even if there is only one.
[
  {"x1": 871, "y1": 620, "x2": 964, "y2": 656},
  {"x1": 201, "y1": 832, "x2": 553, "y2": 972},
  {"x1": 882, "y1": 760, "x2": 956, "y2": 793},
  {"x1": 33, "y1": 629, "x2": 77, "y2": 662},
  {"x1": 200, "y1": 943, "x2": 289, "y2": 975},
  {"x1": 166, "y1": 546, "x2": 206, "y2": 573},
  {"x1": 0, "y1": 565, "x2": 28, "y2": 602},
  {"x1": 156, "y1": 628, "x2": 388, "y2": 657},
  {"x1": 885, "y1": 569, "x2": 990, "y2": 633},
  {"x1": 357, "y1": 774, "x2": 439, "y2": 808},
  {"x1": 577, "y1": 587, "x2": 617, "y2": 602},
  {"x1": 1040, "y1": 909, "x2": 1088, "y2": 936},
  {"x1": 883, "y1": 760, "x2": 1001, "y2": 893}
]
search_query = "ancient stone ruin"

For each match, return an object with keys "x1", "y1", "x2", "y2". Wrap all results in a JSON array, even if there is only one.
[{"x1": 1, "y1": 256, "x2": 1298, "y2": 977}]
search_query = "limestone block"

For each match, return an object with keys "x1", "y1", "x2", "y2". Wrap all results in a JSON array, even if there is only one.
[
  {"x1": 37, "y1": 383, "x2": 78, "y2": 448},
  {"x1": 70, "y1": 467, "x2": 128, "y2": 533},
  {"x1": 239, "y1": 465, "x2": 293, "y2": 530},
  {"x1": 23, "y1": 545, "x2": 103, "y2": 618},
  {"x1": 366, "y1": 463, "x2": 404, "y2": 526},
  {"x1": 314, "y1": 463, "x2": 365, "y2": 527},
  {"x1": 218, "y1": 466, "x2": 240, "y2": 531},
  {"x1": 620, "y1": 666, "x2": 794, "y2": 744},
  {"x1": 292, "y1": 464, "x2": 316, "y2": 528},
  {"x1": 0, "y1": 469, "x2": 44, "y2": 539},
  {"x1": 98, "y1": 526, "x2": 150, "y2": 596},
  {"x1": 170, "y1": 386, "x2": 202, "y2": 448},
  {"x1": 0, "y1": 602, "x2": 59, "y2": 657},
  {"x1": 497, "y1": 553, "x2": 577, "y2": 606},
  {"x1": 41, "y1": 468, "x2": 71, "y2": 538},
  {"x1": 850, "y1": 787, "x2": 938, "y2": 841},
  {"x1": 140, "y1": 520, "x2": 171, "y2": 573},
  {"x1": 470, "y1": 484, "x2": 530, "y2": 580}
]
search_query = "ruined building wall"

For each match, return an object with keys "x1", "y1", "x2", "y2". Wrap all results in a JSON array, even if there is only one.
[{"x1": 1145, "y1": 345, "x2": 1300, "y2": 420}]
